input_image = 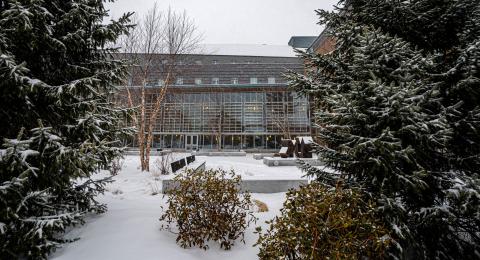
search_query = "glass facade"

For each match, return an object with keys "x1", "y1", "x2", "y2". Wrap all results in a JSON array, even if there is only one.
[
  {"x1": 121, "y1": 53, "x2": 308, "y2": 151},
  {"x1": 145, "y1": 90, "x2": 310, "y2": 150}
]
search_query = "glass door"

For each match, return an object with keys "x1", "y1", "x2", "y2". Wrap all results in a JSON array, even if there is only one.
[{"x1": 185, "y1": 135, "x2": 199, "y2": 151}]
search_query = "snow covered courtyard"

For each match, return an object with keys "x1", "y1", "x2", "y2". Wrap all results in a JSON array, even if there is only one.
[
  {"x1": 51, "y1": 154, "x2": 306, "y2": 260},
  {"x1": 168, "y1": 153, "x2": 306, "y2": 180}
]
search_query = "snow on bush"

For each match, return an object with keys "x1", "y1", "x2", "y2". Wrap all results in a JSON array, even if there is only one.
[
  {"x1": 255, "y1": 182, "x2": 391, "y2": 259},
  {"x1": 160, "y1": 168, "x2": 256, "y2": 250},
  {"x1": 289, "y1": 0, "x2": 480, "y2": 258},
  {"x1": 0, "y1": 0, "x2": 132, "y2": 257}
]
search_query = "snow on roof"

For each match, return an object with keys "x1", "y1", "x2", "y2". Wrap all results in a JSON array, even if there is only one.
[{"x1": 199, "y1": 44, "x2": 298, "y2": 57}]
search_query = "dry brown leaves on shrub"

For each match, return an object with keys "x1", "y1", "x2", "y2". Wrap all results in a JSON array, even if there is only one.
[
  {"x1": 160, "y1": 168, "x2": 257, "y2": 250},
  {"x1": 255, "y1": 182, "x2": 391, "y2": 259}
]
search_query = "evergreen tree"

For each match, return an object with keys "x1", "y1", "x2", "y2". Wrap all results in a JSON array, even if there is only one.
[
  {"x1": 289, "y1": 0, "x2": 480, "y2": 258},
  {"x1": 0, "y1": 0, "x2": 133, "y2": 258}
]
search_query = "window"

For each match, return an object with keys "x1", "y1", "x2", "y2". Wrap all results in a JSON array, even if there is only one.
[
  {"x1": 268, "y1": 77, "x2": 276, "y2": 84},
  {"x1": 146, "y1": 79, "x2": 157, "y2": 86},
  {"x1": 232, "y1": 78, "x2": 238, "y2": 85},
  {"x1": 195, "y1": 78, "x2": 202, "y2": 85},
  {"x1": 158, "y1": 79, "x2": 165, "y2": 86},
  {"x1": 250, "y1": 77, "x2": 258, "y2": 84},
  {"x1": 176, "y1": 77, "x2": 183, "y2": 85},
  {"x1": 195, "y1": 60, "x2": 202, "y2": 65},
  {"x1": 213, "y1": 60, "x2": 218, "y2": 64},
  {"x1": 212, "y1": 77, "x2": 219, "y2": 85}
]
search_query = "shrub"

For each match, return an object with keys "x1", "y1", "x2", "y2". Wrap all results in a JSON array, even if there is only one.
[
  {"x1": 255, "y1": 182, "x2": 390, "y2": 259},
  {"x1": 153, "y1": 153, "x2": 173, "y2": 176},
  {"x1": 109, "y1": 157, "x2": 125, "y2": 176},
  {"x1": 160, "y1": 168, "x2": 256, "y2": 250}
]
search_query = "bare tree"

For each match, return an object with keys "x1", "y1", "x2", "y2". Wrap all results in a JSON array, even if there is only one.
[
  {"x1": 120, "y1": 5, "x2": 202, "y2": 171},
  {"x1": 272, "y1": 108, "x2": 291, "y2": 139}
]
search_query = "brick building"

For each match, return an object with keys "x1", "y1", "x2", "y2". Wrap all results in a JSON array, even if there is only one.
[{"x1": 308, "y1": 30, "x2": 335, "y2": 54}]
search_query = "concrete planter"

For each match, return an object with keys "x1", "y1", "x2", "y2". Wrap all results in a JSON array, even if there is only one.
[
  {"x1": 192, "y1": 150, "x2": 247, "y2": 157},
  {"x1": 240, "y1": 179, "x2": 308, "y2": 193},
  {"x1": 162, "y1": 179, "x2": 308, "y2": 194},
  {"x1": 124, "y1": 149, "x2": 172, "y2": 156},
  {"x1": 263, "y1": 157, "x2": 324, "y2": 167},
  {"x1": 253, "y1": 153, "x2": 275, "y2": 160}
]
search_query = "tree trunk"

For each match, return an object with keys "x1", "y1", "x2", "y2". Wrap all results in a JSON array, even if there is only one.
[
  {"x1": 216, "y1": 122, "x2": 222, "y2": 151},
  {"x1": 139, "y1": 80, "x2": 147, "y2": 171},
  {"x1": 144, "y1": 73, "x2": 171, "y2": 171},
  {"x1": 125, "y1": 86, "x2": 146, "y2": 171}
]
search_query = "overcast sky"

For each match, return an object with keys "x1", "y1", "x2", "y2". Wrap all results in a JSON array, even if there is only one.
[{"x1": 106, "y1": 0, "x2": 338, "y2": 45}]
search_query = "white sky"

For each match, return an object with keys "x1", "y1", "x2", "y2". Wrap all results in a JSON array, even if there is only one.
[{"x1": 106, "y1": 0, "x2": 338, "y2": 45}]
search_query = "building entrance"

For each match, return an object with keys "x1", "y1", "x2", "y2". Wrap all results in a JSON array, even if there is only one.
[{"x1": 185, "y1": 135, "x2": 199, "y2": 151}]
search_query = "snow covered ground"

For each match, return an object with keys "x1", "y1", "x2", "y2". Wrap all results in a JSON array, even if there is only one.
[
  {"x1": 176, "y1": 153, "x2": 307, "y2": 180},
  {"x1": 51, "y1": 154, "x2": 302, "y2": 260}
]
